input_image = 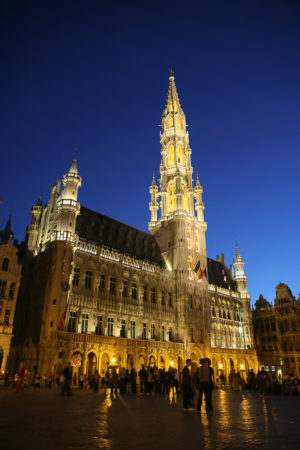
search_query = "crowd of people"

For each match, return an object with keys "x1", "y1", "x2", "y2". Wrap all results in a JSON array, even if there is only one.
[
  {"x1": 2, "y1": 361, "x2": 300, "y2": 404},
  {"x1": 226, "y1": 367, "x2": 300, "y2": 396}
]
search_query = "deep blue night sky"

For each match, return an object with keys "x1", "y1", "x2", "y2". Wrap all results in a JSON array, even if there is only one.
[{"x1": 1, "y1": 0, "x2": 300, "y2": 305}]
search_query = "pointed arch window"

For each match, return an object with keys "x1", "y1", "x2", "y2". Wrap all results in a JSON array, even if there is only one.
[
  {"x1": 168, "y1": 183, "x2": 176, "y2": 212},
  {"x1": 186, "y1": 228, "x2": 191, "y2": 249},
  {"x1": 168, "y1": 144, "x2": 175, "y2": 166},
  {"x1": 2, "y1": 258, "x2": 9, "y2": 271},
  {"x1": 181, "y1": 183, "x2": 187, "y2": 210},
  {"x1": 188, "y1": 256, "x2": 192, "y2": 279},
  {"x1": 168, "y1": 116, "x2": 173, "y2": 128},
  {"x1": 177, "y1": 144, "x2": 184, "y2": 165},
  {"x1": 176, "y1": 116, "x2": 181, "y2": 128}
]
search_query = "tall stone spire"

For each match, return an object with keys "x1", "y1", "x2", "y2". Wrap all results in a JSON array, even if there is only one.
[
  {"x1": 149, "y1": 70, "x2": 206, "y2": 224},
  {"x1": 149, "y1": 72, "x2": 207, "y2": 276}
]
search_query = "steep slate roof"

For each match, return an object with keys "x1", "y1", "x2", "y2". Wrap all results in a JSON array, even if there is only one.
[
  {"x1": 76, "y1": 206, "x2": 237, "y2": 291},
  {"x1": 207, "y1": 257, "x2": 237, "y2": 291},
  {"x1": 76, "y1": 206, "x2": 165, "y2": 267}
]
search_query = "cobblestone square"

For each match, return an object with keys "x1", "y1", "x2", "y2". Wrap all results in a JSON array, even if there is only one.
[{"x1": 1, "y1": 388, "x2": 300, "y2": 450}]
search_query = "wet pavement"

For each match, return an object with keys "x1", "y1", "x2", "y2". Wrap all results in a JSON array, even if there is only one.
[{"x1": 0, "y1": 387, "x2": 299, "y2": 450}]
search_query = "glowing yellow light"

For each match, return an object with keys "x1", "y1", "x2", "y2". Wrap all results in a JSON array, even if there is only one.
[
  {"x1": 170, "y1": 361, "x2": 174, "y2": 366},
  {"x1": 111, "y1": 357, "x2": 116, "y2": 363},
  {"x1": 240, "y1": 364, "x2": 245, "y2": 370},
  {"x1": 219, "y1": 363, "x2": 223, "y2": 369}
]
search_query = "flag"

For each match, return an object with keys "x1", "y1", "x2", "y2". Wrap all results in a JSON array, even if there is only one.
[
  {"x1": 256, "y1": 336, "x2": 262, "y2": 352},
  {"x1": 59, "y1": 310, "x2": 66, "y2": 331},
  {"x1": 193, "y1": 261, "x2": 208, "y2": 280}
]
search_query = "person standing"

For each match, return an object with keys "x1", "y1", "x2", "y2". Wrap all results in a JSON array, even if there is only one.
[
  {"x1": 181, "y1": 359, "x2": 193, "y2": 410},
  {"x1": 61, "y1": 362, "x2": 72, "y2": 396},
  {"x1": 205, "y1": 357, "x2": 215, "y2": 411},
  {"x1": 15, "y1": 362, "x2": 26, "y2": 393},
  {"x1": 194, "y1": 359, "x2": 210, "y2": 412},
  {"x1": 138, "y1": 365, "x2": 148, "y2": 394}
]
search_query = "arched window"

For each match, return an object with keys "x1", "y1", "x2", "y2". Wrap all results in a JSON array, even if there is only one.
[
  {"x1": 2, "y1": 258, "x2": 9, "y2": 271},
  {"x1": 168, "y1": 144, "x2": 175, "y2": 166},
  {"x1": 186, "y1": 228, "x2": 191, "y2": 249},
  {"x1": 8, "y1": 283, "x2": 15, "y2": 299},
  {"x1": 176, "y1": 116, "x2": 181, "y2": 128},
  {"x1": 188, "y1": 256, "x2": 192, "y2": 279},
  {"x1": 168, "y1": 116, "x2": 173, "y2": 128},
  {"x1": 177, "y1": 144, "x2": 184, "y2": 164},
  {"x1": 181, "y1": 183, "x2": 187, "y2": 210},
  {"x1": 168, "y1": 183, "x2": 176, "y2": 212}
]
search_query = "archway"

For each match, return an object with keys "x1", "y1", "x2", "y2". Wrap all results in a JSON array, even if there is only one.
[
  {"x1": 190, "y1": 352, "x2": 198, "y2": 377},
  {"x1": 100, "y1": 353, "x2": 109, "y2": 376},
  {"x1": 71, "y1": 351, "x2": 82, "y2": 380},
  {"x1": 127, "y1": 354, "x2": 134, "y2": 370},
  {"x1": 138, "y1": 355, "x2": 145, "y2": 370},
  {"x1": 87, "y1": 352, "x2": 97, "y2": 375},
  {"x1": 229, "y1": 358, "x2": 235, "y2": 371},
  {"x1": 159, "y1": 355, "x2": 165, "y2": 369},
  {"x1": 54, "y1": 363, "x2": 63, "y2": 376},
  {"x1": 149, "y1": 355, "x2": 156, "y2": 368}
]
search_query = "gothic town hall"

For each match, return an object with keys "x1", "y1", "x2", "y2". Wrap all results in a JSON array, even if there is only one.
[{"x1": 12, "y1": 72, "x2": 258, "y2": 379}]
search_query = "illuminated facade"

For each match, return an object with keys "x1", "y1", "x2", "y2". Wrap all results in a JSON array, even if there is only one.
[
  {"x1": 253, "y1": 283, "x2": 300, "y2": 378},
  {"x1": 12, "y1": 73, "x2": 258, "y2": 378},
  {"x1": 0, "y1": 218, "x2": 22, "y2": 372}
]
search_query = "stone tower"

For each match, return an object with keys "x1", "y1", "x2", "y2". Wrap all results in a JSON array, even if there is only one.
[
  {"x1": 149, "y1": 71, "x2": 210, "y2": 347},
  {"x1": 55, "y1": 158, "x2": 82, "y2": 242}
]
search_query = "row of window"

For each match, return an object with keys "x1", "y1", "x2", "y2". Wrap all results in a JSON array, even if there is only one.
[
  {"x1": 67, "y1": 313, "x2": 173, "y2": 341},
  {"x1": 1, "y1": 258, "x2": 9, "y2": 271},
  {"x1": 0, "y1": 280, "x2": 16, "y2": 299},
  {"x1": 72, "y1": 269, "x2": 173, "y2": 306},
  {"x1": 256, "y1": 318, "x2": 297, "y2": 334},
  {"x1": 0, "y1": 305, "x2": 10, "y2": 325},
  {"x1": 212, "y1": 307, "x2": 240, "y2": 321}
]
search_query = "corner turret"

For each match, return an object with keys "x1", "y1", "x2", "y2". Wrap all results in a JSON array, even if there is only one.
[
  {"x1": 233, "y1": 246, "x2": 248, "y2": 294},
  {"x1": 54, "y1": 158, "x2": 82, "y2": 242}
]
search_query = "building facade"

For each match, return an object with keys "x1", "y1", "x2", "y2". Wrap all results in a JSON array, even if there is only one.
[
  {"x1": 12, "y1": 73, "x2": 258, "y2": 379},
  {"x1": 253, "y1": 283, "x2": 300, "y2": 378},
  {"x1": 0, "y1": 218, "x2": 22, "y2": 372}
]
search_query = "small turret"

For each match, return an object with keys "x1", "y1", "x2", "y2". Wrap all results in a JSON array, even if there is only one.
[
  {"x1": 55, "y1": 158, "x2": 82, "y2": 243},
  {"x1": 194, "y1": 174, "x2": 205, "y2": 222},
  {"x1": 233, "y1": 246, "x2": 248, "y2": 294},
  {"x1": 149, "y1": 174, "x2": 159, "y2": 222},
  {"x1": 26, "y1": 197, "x2": 43, "y2": 251}
]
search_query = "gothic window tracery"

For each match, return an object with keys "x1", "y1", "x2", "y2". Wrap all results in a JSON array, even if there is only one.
[
  {"x1": 168, "y1": 144, "x2": 175, "y2": 166},
  {"x1": 168, "y1": 183, "x2": 176, "y2": 212}
]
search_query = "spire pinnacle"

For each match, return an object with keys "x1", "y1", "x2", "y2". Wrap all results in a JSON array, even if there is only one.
[
  {"x1": 163, "y1": 70, "x2": 181, "y2": 116},
  {"x1": 69, "y1": 157, "x2": 78, "y2": 174},
  {"x1": 235, "y1": 245, "x2": 241, "y2": 260}
]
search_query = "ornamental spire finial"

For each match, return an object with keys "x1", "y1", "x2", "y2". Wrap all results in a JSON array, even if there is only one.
[{"x1": 169, "y1": 68, "x2": 174, "y2": 78}]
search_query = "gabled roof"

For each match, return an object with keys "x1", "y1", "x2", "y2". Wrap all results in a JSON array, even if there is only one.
[{"x1": 76, "y1": 206, "x2": 165, "y2": 266}]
